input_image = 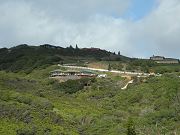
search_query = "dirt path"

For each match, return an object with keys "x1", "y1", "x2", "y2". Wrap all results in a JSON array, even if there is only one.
[{"x1": 121, "y1": 80, "x2": 134, "y2": 90}]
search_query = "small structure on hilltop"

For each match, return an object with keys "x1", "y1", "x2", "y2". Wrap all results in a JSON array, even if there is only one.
[{"x1": 150, "y1": 55, "x2": 179, "y2": 64}]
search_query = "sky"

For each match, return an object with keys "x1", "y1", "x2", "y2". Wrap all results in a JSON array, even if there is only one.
[{"x1": 0, "y1": 0, "x2": 180, "y2": 58}]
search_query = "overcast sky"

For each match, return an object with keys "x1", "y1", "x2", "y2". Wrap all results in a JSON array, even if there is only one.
[{"x1": 0, "y1": 0, "x2": 180, "y2": 58}]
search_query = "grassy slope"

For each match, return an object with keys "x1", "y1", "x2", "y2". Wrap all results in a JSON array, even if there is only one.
[{"x1": 0, "y1": 66, "x2": 180, "y2": 135}]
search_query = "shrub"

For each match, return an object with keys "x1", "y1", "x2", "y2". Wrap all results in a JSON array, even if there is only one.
[
  {"x1": 126, "y1": 118, "x2": 136, "y2": 135},
  {"x1": 16, "y1": 127, "x2": 36, "y2": 135},
  {"x1": 54, "y1": 78, "x2": 95, "y2": 94}
]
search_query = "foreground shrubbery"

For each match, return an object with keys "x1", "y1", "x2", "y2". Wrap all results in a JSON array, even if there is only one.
[{"x1": 0, "y1": 67, "x2": 179, "y2": 135}]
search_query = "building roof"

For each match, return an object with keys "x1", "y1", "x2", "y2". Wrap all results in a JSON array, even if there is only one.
[
  {"x1": 64, "y1": 70, "x2": 80, "y2": 73},
  {"x1": 150, "y1": 56, "x2": 165, "y2": 58},
  {"x1": 150, "y1": 56, "x2": 179, "y2": 61},
  {"x1": 81, "y1": 70, "x2": 97, "y2": 74},
  {"x1": 50, "y1": 69, "x2": 63, "y2": 73},
  {"x1": 163, "y1": 58, "x2": 179, "y2": 61}
]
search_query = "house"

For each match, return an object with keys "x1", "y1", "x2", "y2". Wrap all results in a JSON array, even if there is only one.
[
  {"x1": 150, "y1": 55, "x2": 179, "y2": 64},
  {"x1": 150, "y1": 56, "x2": 165, "y2": 61},
  {"x1": 50, "y1": 69, "x2": 97, "y2": 79}
]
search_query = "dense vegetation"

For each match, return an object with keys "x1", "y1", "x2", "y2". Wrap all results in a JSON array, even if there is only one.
[
  {"x1": 0, "y1": 44, "x2": 129, "y2": 73},
  {"x1": 0, "y1": 65, "x2": 179, "y2": 135}
]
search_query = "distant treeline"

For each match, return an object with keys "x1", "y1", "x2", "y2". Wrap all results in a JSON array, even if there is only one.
[{"x1": 0, "y1": 44, "x2": 129, "y2": 73}]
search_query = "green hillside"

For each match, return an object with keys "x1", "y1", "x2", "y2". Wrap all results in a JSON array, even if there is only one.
[
  {"x1": 0, "y1": 45, "x2": 180, "y2": 135},
  {"x1": 0, "y1": 65, "x2": 179, "y2": 135},
  {"x1": 0, "y1": 44, "x2": 129, "y2": 73}
]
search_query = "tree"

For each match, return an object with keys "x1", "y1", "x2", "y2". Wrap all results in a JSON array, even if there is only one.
[
  {"x1": 108, "y1": 64, "x2": 112, "y2": 71},
  {"x1": 76, "y1": 44, "x2": 79, "y2": 49},
  {"x1": 69, "y1": 45, "x2": 73, "y2": 49},
  {"x1": 118, "y1": 51, "x2": 121, "y2": 55}
]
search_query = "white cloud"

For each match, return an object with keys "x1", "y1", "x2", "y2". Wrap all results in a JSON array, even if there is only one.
[
  {"x1": 134, "y1": 0, "x2": 180, "y2": 58},
  {"x1": 0, "y1": 0, "x2": 130, "y2": 47},
  {"x1": 28, "y1": 0, "x2": 130, "y2": 21},
  {"x1": 0, "y1": 0, "x2": 180, "y2": 58}
]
